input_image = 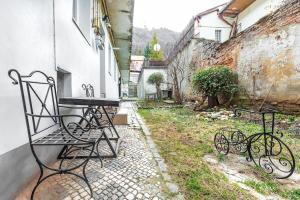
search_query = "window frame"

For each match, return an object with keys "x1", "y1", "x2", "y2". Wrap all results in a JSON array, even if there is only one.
[{"x1": 72, "y1": 0, "x2": 91, "y2": 45}]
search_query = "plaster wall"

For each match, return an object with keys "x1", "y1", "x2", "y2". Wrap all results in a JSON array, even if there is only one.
[
  {"x1": 167, "y1": 40, "x2": 197, "y2": 99},
  {"x1": 237, "y1": 0, "x2": 285, "y2": 32},
  {"x1": 237, "y1": 24, "x2": 300, "y2": 104}
]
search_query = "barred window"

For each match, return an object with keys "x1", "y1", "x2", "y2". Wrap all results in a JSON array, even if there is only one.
[{"x1": 215, "y1": 30, "x2": 222, "y2": 42}]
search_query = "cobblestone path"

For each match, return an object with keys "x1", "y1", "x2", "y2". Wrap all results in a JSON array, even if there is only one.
[{"x1": 16, "y1": 102, "x2": 168, "y2": 200}]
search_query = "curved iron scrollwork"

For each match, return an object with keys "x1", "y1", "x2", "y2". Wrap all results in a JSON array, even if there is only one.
[
  {"x1": 214, "y1": 128, "x2": 248, "y2": 155},
  {"x1": 214, "y1": 108, "x2": 296, "y2": 179},
  {"x1": 247, "y1": 132, "x2": 295, "y2": 179},
  {"x1": 214, "y1": 131, "x2": 230, "y2": 155},
  {"x1": 82, "y1": 84, "x2": 95, "y2": 97}
]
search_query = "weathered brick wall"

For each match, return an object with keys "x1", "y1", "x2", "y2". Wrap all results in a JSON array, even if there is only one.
[{"x1": 191, "y1": 0, "x2": 300, "y2": 111}]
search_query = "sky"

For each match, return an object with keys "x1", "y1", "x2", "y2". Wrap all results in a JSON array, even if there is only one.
[{"x1": 133, "y1": 0, "x2": 229, "y2": 32}]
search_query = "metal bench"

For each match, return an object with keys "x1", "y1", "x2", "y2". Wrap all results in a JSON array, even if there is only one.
[{"x1": 8, "y1": 69, "x2": 101, "y2": 199}]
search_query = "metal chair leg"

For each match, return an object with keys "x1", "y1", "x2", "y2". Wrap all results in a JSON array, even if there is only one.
[{"x1": 30, "y1": 143, "x2": 95, "y2": 199}]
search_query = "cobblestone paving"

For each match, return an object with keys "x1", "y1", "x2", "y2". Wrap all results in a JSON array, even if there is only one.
[{"x1": 17, "y1": 103, "x2": 167, "y2": 200}]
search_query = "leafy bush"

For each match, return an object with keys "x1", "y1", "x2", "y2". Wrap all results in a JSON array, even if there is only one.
[
  {"x1": 192, "y1": 66, "x2": 240, "y2": 106},
  {"x1": 147, "y1": 72, "x2": 164, "y2": 85}
]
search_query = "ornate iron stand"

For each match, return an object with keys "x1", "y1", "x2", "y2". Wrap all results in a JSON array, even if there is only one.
[{"x1": 214, "y1": 108, "x2": 295, "y2": 179}]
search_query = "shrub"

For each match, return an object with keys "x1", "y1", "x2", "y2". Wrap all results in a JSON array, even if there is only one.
[{"x1": 192, "y1": 66, "x2": 239, "y2": 107}]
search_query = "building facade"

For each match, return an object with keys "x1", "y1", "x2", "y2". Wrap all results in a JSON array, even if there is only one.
[
  {"x1": 166, "y1": 4, "x2": 232, "y2": 99},
  {"x1": 221, "y1": 0, "x2": 286, "y2": 34},
  {"x1": 0, "y1": 0, "x2": 134, "y2": 199},
  {"x1": 190, "y1": 0, "x2": 300, "y2": 111},
  {"x1": 129, "y1": 55, "x2": 144, "y2": 97},
  {"x1": 137, "y1": 61, "x2": 169, "y2": 99}
]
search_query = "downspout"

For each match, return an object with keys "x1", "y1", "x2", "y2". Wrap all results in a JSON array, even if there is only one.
[
  {"x1": 218, "y1": 11, "x2": 232, "y2": 26},
  {"x1": 100, "y1": 0, "x2": 115, "y2": 47},
  {"x1": 52, "y1": 0, "x2": 57, "y2": 70},
  {"x1": 218, "y1": 11, "x2": 234, "y2": 38}
]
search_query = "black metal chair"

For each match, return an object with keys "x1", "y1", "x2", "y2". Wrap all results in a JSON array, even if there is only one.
[
  {"x1": 8, "y1": 69, "x2": 100, "y2": 199},
  {"x1": 82, "y1": 83, "x2": 119, "y2": 138},
  {"x1": 82, "y1": 83, "x2": 94, "y2": 98}
]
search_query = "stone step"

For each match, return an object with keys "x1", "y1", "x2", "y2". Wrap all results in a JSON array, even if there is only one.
[{"x1": 113, "y1": 107, "x2": 128, "y2": 125}]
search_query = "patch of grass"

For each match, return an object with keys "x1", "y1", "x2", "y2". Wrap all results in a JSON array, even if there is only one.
[
  {"x1": 138, "y1": 107, "x2": 300, "y2": 200},
  {"x1": 244, "y1": 180, "x2": 280, "y2": 194},
  {"x1": 138, "y1": 108, "x2": 253, "y2": 199},
  {"x1": 288, "y1": 115, "x2": 296, "y2": 123},
  {"x1": 286, "y1": 189, "x2": 300, "y2": 200},
  {"x1": 245, "y1": 180, "x2": 300, "y2": 200},
  {"x1": 217, "y1": 153, "x2": 226, "y2": 162}
]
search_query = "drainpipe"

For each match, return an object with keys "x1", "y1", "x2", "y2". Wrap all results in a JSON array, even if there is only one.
[
  {"x1": 52, "y1": 0, "x2": 57, "y2": 70},
  {"x1": 217, "y1": 11, "x2": 234, "y2": 37}
]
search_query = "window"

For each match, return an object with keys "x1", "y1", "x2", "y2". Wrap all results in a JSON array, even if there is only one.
[
  {"x1": 57, "y1": 68, "x2": 72, "y2": 98},
  {"x1": 237, "y1": 23, "x2": 242, "y2": 33},
  {"x1": 73, "y1": 0, "x2": 91, "y2": 43},
  {"x1": 215, "y1": 30, "x2": 222, "y2": 42}
]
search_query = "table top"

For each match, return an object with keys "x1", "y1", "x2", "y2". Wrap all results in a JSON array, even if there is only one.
[{"x1": 59, "y1": 97, "x2": 120, "y2": 107}]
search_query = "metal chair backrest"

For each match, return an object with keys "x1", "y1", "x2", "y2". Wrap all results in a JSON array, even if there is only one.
[
  {"x1": 82, "y1": 84, "x2": 94, "y2": 97},
  {"x1": 8, "y1": 69, "x2": 60, "y2": 143}
]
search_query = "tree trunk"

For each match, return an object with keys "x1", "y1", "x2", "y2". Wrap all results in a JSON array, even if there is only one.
[
  {"x1": 173, "y1": 70, "x2": 182, "y2": 104},
  {"x1": 208, "y1": 96, "x2": 219, "y2": 107},
  {"x1": 156, "y1": 84, "x2": 162, "y2": 100}
]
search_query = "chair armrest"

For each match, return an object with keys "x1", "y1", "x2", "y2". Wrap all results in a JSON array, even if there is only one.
[{"x1": 26, "y1": 113, "x2": 95, "y2": 143}]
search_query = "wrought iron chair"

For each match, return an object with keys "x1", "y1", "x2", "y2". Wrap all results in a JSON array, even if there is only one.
[
  {"x1": 8, "y1": 69, "x2": 100, "y2": 199},
  {"x1": 82, "y1": 83, "x2": 119, "y2": 138},
  {"x1": 82, "y1": 83, "x2": 94, "y2": 98}
]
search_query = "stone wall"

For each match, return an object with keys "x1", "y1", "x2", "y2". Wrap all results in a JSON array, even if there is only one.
[{"x1": 191, "y1": 0, "x2": 300, "y2": 111}]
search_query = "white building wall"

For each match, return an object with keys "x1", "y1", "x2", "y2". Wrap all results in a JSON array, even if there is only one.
[
  {"x1": 237, "y1": 0, "x2": 285, "y2": 32},
  {"x1": 137, "y1": 72, "x2": 145, "y2": 98},
  {"x1": 194, "y1": 11, "x2": 231, "y2": 43},
  {"x1": 104, "y1": 42, "x2": 119, "y2": 98},
  {"x1": 55, "y1": 0, "x2": 101, "y2": 98},
  {"x1": 0, "y1": 0, "x2": 55, "y2": 155},
  {"x1": 0, "y1": 0, "x2": 120, "y2": 160},
  {"x1": 166, "y1": 39, "x2": 196, "y2": 99},
  {"x1": 0, "y1": 1, "x2": 123, "y2": 198}
]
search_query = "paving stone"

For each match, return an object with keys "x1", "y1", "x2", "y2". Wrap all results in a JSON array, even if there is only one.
[
  {"x1": 126, "y1": 193, "x2": 135, "y2": 200},
  {"x1": 166, "y1": 182, "x2": 179, "y2": 193}
]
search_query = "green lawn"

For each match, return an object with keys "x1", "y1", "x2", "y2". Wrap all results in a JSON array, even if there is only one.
[{"x1": 138, "y1": 108, "x2": 300, "y2": 200}]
